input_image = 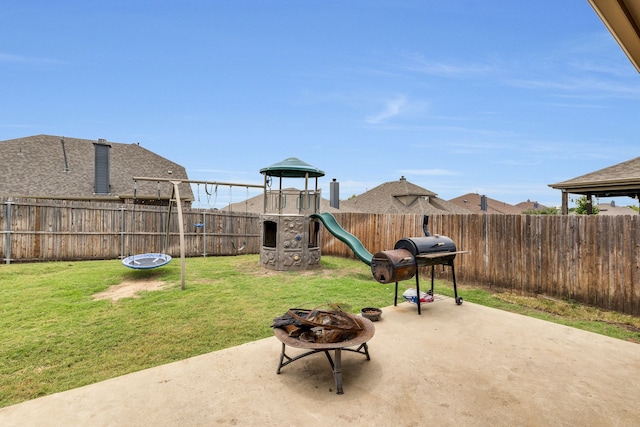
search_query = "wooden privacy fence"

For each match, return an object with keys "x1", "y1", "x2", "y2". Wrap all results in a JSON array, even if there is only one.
[
  {"x1": 0, "y1": 198, "x2": 260, "y2": 262},
  {"x1": 321, "y1": 212, "x2": 640, "y2": 316},
  {"x1": 2, "y1": 198, "x2": 639, "y2": 315}
]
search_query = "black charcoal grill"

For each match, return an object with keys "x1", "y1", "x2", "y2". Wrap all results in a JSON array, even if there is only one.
[{"x1": 370, "y1": 216, "x2": 465, "y2": 314}]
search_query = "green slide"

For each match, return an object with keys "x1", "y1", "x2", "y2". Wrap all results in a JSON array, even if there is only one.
[{"x1": 311, "y1": 212, "x2": 373, "y2": 265}]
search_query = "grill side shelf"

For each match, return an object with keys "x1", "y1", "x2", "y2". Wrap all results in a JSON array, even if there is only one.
[{"x1": 415, "y1": 250, "x2": 470, "y2": 259}]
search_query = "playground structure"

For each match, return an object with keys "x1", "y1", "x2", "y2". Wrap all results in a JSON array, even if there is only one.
[
  {"x1": 259, "y1": 158, "x2": 325, "y2": 271},
  {"x1": 128, "y1": 159, "x2": 376, "y2": 278},
  {"x1": 128, "y1": 159, "x2": 370, "y2": 282}
]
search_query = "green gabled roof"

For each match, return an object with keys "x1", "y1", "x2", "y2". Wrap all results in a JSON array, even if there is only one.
[{"x1": 260, "y1": 157, "x2": 325, "y2": 178}]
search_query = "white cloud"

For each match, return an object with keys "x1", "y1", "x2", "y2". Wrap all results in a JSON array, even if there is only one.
[
  {"x1": 509, "y1": 76, "x2": 640, "y2": 98},
  {"x1": 400, "y1": 52, "x2": 498, "y2": 78},
  {"x1": 365, "y1": 95, "x2": 409, "y2": 124},
  {"x1": 0, "y1": 52, "x2": 65, "y2": 65},
  {"x1": 0, "y1": 52, "x2": 25, "y2": 62}
]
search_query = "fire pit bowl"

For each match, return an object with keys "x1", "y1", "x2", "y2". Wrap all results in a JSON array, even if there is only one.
[
  {"x1": 361, "y1": 307, "x2": 382, "y2": 322},
  {"x1": 273, "y1": 314, "x2": 375, "y2": 395}
]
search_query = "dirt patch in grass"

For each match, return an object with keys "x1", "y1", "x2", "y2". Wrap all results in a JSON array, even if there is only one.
[{"x1": 93, "y1": 279, "x2": 171, "y2": 302}]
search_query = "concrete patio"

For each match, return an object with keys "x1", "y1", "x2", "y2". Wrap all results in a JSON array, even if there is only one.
[{"x1": 1, "y1": 298, "x2": 639, "y2": 426}]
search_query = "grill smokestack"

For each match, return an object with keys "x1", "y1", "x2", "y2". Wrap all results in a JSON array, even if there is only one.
[{"x1": 330, "y1": 178, "x2": 340, "y2": 209}]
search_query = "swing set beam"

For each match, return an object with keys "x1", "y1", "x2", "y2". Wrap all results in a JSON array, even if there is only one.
[
  {"x1": 132, "y1": 177, "x2": 264, "y2": 290},
  {"x1": 132, "y1": 177, "x2": 264, "y2": 189}
]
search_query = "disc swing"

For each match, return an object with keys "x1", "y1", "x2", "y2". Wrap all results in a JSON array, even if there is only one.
[{"x1": 122, "y1": 180, "x2": 172, "y2": 269}]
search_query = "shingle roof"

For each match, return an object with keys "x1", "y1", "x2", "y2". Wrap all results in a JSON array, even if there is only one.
[
  {"x1": 1, "y1": 134, "x2": 193, "y2": 201},
  {"x1": 515, "y1": 200, "x2": 549, "y2": 211},
  {"x1": 224, "y1": 177, "x2": 469, "y2": 215},
  {"x1": 222, "y1": 188, "x2": 354, "y2": 214},
  {"x1": 548, "y1": 156, "x2": 640, "y2": 198},
  {"x1": 595, "y1": 202, "x2": 638, "y2": 215},
  {"x1": 339, "y1": 176, "x2": 469, "y2": 214},
  {"x1": 448, "y1": 193, "x2": 522, "y2": 214}
]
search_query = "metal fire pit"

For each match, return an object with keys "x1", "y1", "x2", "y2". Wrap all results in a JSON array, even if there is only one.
[
  {"x1": 273, "y1": 316, "x2": 375, "y2": 395},
  {"x1": 370, "y1": 216, "x2": 467, "y2": 314}
]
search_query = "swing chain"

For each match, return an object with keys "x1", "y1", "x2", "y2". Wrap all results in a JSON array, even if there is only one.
[{"x1": 204, "y1": 183, "x2": 218, "y2": 208}]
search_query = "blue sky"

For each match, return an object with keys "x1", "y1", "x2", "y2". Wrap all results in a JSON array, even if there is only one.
[{"x1": 2, "y1": 1, "x2": 639, "y2": 208}]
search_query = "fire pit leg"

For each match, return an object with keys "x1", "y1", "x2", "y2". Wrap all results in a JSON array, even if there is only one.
[
  {"x1": 358, "y1": 343, "x2": 371, "y2": 360},
  {"x1": 333, "y1": 348, "x2": 344, "y2": 395},
  {"x1": 322, "y1": 350, "x2": 344, "y2": 394},
  {"x1": 276, "y1": 343, "x2": 286, "y2": 374},
  {"x1": 276, "y1": 344, "x2": 323, "y2": 374}
]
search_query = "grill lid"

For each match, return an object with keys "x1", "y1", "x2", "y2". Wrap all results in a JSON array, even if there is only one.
[{"x1": 394, "y1": 236, "x2": 457, "y2": 256}]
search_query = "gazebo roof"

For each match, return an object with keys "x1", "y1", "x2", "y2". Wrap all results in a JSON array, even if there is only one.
[
  {"x1": 548, "y1": 156, "x2": 640, "y2": 198},
  {"x1": 259, "y1": 157, "x2": 325, "y2": 178}
]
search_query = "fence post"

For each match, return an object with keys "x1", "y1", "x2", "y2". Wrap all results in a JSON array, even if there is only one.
[
  {"x1": 202, "y1": 210, "x2": 208, "y2": 257},
  {"x1": 120, "y1": 206, "x2": 126, "y2": 260},
  {"x1": 4, "y1": 201, "x2": 13, "y2": 264}
]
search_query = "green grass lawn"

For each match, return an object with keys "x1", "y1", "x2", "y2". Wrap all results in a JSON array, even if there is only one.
[{"x1": 1, "y1": 254, "x2": 638, "y2": 408}]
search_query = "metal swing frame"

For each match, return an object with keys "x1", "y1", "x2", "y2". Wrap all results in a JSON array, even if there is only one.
[{"x1": 131, "y1": 177, "x2": 264, "y2": 290}]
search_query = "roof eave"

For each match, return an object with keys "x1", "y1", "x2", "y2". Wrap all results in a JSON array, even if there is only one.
[
  {"x1": 588, "y1": 0, "x2": 640, "y2": 73},
  {"x1": 550, "y1": 178, "x2": 640, "y2": 190}
]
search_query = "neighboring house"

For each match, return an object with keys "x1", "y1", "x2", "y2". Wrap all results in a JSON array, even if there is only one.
[
  {"x1": 516, "y1": 200, "x2": 549, "y2": 212},
  {"x1": 339, "y1": 176, "x2": 469, "y2": 214},
  {"x1": 0, "y1": 134, "x2": 193, "y2": 205},
  {"x1": 448, "y1": 193, "x2": 522, "y2": 214},
  {"x1": 223, "y1": 188, "x2": 347, "y2": 214},
  {"x1": 596, "y1": 201, "x2": 638, "y2": 215},
  {"x1": 229, "y1": 177, "x2": 466, "y2": 215}
]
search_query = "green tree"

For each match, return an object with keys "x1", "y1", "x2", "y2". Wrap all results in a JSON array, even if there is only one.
[
  {"x1": 522, "y1": 207, "x2": 558, "y2": 215},
  {"x1": 574, "y1": 195, "x2": 599, "y2": 215}
]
